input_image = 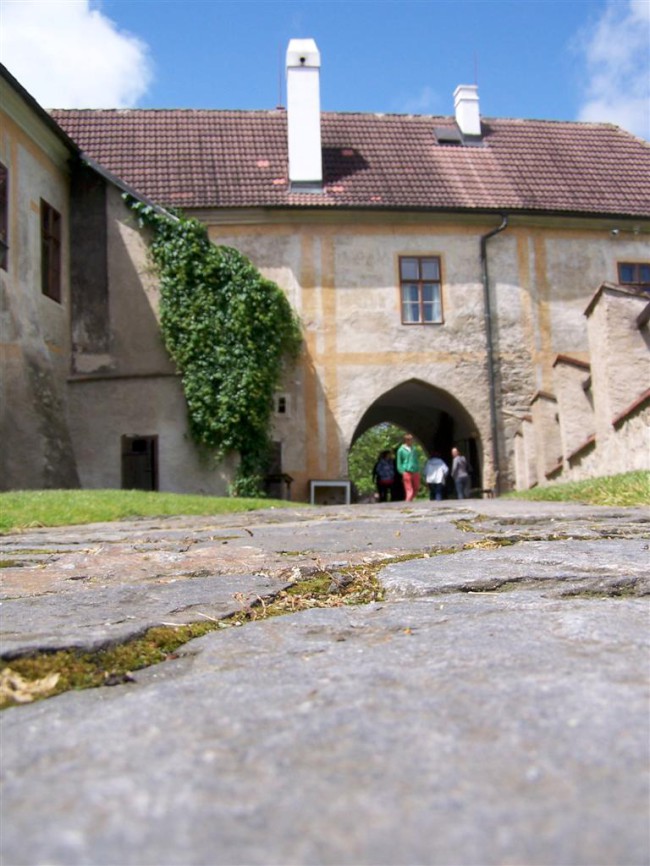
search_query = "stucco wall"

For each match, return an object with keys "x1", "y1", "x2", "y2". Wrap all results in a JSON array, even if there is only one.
[
  {"x1": 530, "y1": 393, "x2": 562, "y2": 480},
  {"x1": 515, "y1": 282, "x2": 649, "y2": 488},
  {"x1": 552, "y1": 358, "x2": 595, "y2": 468},
  {"x1": 513, "y1": 418, "x2": 537, "y2": 490},
  {"x1": 203, "y1": 214, "x2": 646, "y2": 497},
  {"x1": 587, "y1": 286, "x2": 650, "y2": 444},
  {"x1": 610, "y1": 406, "x2": 650, "y2": 473},
  {"x1": 564, "y1": 404, "x2": 649, "y2": 482},
  {"x1": 65, "y1": 187, "x2": 233, "y2": 495},
  {"x1": 105, "y1": 190, "x2": 175, "y2": 376},
  {"x1": 209, "y1": 220, "x2": 501, "y2": 497},
  {"x1": 66, "y1": 376, "x2": 235, "y2": 494},
  {"x1": 565, "y1": 439, "x2": 600, "y2": 482},
  {"x1": 0, "y1": 89, "x2": 79, "y2": 490}
]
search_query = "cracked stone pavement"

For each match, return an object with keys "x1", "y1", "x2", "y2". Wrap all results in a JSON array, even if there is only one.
[{"x1": 1, "y1": 499, "x2": 649, "y2": 866}]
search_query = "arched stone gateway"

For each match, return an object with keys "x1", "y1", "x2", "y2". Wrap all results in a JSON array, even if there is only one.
[{"x1": 350, "y1": 379, "x2": 484, "y2": 488}]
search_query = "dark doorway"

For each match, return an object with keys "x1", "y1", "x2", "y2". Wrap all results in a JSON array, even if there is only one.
[
  {"x1": 121, "y1": 436, "x2": 158, "y2": 491},
  {"x1": 263, "y1": 441, "x2": 293, "y2": 500}
]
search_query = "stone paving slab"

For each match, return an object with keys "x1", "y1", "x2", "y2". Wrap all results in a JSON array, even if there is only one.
[
  {"x1": 0, "y1": 505, "x2": 472, "y2": 601},
  {"x1": 2, "y1": 594, "x2": 648, "y2": 866},
  {"x1": 1, "y1": 500, "x2": 648, "y2": 658},
  {"x1": 0, "y1": 572, "x2": 287, "y2": 657},
  {"x1": 381, "y1": 537, "x2": 650, "y2": 598},
  {"x1": 1, "y1": 500, "x2": 649, "y2": 866}
]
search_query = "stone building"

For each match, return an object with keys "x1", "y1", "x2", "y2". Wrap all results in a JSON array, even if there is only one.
[
  {"x1": 514, "y1": 280, "x2": 649, "y2": 489},
  {"x1": 1, "y1": 63, "x2": 81, "y2": 491},
  {"x1": 2, "y1": 40, "x2": 649, "y2": 499},
  {"x1": 0, "y1": 64, "x2": 232, "y2": 494}
]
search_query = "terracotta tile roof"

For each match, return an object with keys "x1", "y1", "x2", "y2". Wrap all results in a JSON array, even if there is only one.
[{"x1": 51, "y1": 108, "x2": 650, "y2": 217}]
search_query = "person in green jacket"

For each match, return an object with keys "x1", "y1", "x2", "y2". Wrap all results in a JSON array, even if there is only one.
[{"x1": 396, "y1": 433, "x2": 421, "y2": 501}]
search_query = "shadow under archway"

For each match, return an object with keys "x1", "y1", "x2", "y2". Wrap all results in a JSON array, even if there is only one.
[{"x1": 351, "y1": 378, "x2": 483, "y2": 486}]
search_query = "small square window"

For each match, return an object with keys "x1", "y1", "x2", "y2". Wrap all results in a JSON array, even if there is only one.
[
  {"x1": 399, "y1": 256, "x2": 443, "y2": 324},
  {"x1": 618, "y1": 262, "x2": 650, "y2": 289},
  {"x1": 274, "y1": 394, "x2": 290, "y2": 416}
]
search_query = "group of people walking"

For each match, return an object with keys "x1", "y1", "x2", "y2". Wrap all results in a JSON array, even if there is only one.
[{"x1": 372, "y1": 434, "x2": 472, "y2": 502}]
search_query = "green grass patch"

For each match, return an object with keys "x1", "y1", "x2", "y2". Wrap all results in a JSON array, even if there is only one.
[
  {"x1": 0, "y1": 621, "x2": 217, "y2": 707},
  {"x1": 503, "y1": 471, "x2": 650, "y2": 507},
  {"x1": 0, "y1": 560, "x2": 389, "y2": 708},
  {"x1": 0, "y1": 489, "x2": 303, "y2": 534}
]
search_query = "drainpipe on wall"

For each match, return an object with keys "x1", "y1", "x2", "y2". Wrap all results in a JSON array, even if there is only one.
[{"x1": 480, "y1": 214, "x2": 509, "y2": 495}]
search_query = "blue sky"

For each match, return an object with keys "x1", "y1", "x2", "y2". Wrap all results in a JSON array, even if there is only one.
[{"x1": 1, "y1": 0, "x2": 649, "y2": 137}]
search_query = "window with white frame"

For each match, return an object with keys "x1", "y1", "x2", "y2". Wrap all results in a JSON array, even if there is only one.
[{"x1": 399, "y1": 256, "x2": 443, "y2": 324}]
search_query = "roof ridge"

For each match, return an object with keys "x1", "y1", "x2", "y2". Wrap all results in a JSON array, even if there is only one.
[
  {"x1": 49, "y1": 106, "x2": 639, "y2": 127},
  {"x1": 50, "y1": 107, "x2": 285, "y2": 115}
]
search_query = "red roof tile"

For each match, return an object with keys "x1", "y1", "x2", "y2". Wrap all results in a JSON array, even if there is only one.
[{"x1": 50, "y1": 109, "x2": 650, "y2": 217}]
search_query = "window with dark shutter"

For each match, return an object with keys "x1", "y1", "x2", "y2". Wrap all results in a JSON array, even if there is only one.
[
  {"x1": 41, "y1": 200, "x2": 62, "y2": 302},
  {"x1": 0, "y1": 163, "x2": 7, "y2": 271}
]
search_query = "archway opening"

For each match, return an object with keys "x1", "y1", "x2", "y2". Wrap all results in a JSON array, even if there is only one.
[{"x1": 348, "y1": 379, "x2": 482, "y2": 499}]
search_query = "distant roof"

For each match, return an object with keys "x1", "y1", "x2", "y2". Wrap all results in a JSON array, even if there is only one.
[
  {"x1": 0, "y1": 64, "x2": 170, "y2": 216},
  {"x1": 0, "y1": 64, "x2": 80, "y2": 155},
  {"x1": 50, "y1": 108, "x2": 650, "y2": 217}
]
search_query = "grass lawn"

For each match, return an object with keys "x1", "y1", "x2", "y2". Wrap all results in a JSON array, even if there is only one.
[
  {"x1": 0, "y1": 472, "x2": 647, "y2": 534},
  {"x1": 0, "y1": 488, "x2": 301, "y2": 534},
  {"x1": 503, "y1": 470, "x2": 649, "y2": 508}
]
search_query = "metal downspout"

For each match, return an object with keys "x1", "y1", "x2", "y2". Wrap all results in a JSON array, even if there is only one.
[{"x1": 480, "y1": 214, "x2": 509, "y2": 494}]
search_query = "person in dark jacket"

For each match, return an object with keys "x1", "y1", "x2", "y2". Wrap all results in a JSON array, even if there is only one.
[
  {"x1": 372, "y1": 450, "x2": 396, "y2": 502},
  {"x1": 451, "y1": 447, "x2": 472, "y2": 499}
]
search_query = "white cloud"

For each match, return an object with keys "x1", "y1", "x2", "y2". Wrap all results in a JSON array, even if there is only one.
[
  {"x1": 0, "y1": 0, "x2": 153, "y2": 108},
  {"x1": 575, "y1": 0, "x2": 650, "y2": 139}
]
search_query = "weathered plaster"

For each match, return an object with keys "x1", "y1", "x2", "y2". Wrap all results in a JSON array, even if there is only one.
[
  {"x1": 516, "y1": 282, "x2": 649, "y2": 487},
  {"x1": 209, "y1": 215, "x2": 638, "y2": 496},
  {"x1": 0, "y1": 101, "x2": 78, "y2": 490}
]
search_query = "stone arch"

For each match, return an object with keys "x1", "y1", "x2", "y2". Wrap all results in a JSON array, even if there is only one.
[{"x1": 349, "y1": 378, "x2": 483, "y2": 485}]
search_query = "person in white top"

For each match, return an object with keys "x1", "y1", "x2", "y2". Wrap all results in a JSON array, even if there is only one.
[{"x1": 424, "y1": 451, "x2": 449, "y2": 501}]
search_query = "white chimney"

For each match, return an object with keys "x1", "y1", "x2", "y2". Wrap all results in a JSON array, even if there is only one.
[
  {"x1": 454, "y1": 84, "x2": 481, "y2": 138},
  {"x1": 286, "y1": 38, "x2": 322, "y2": 189}
]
